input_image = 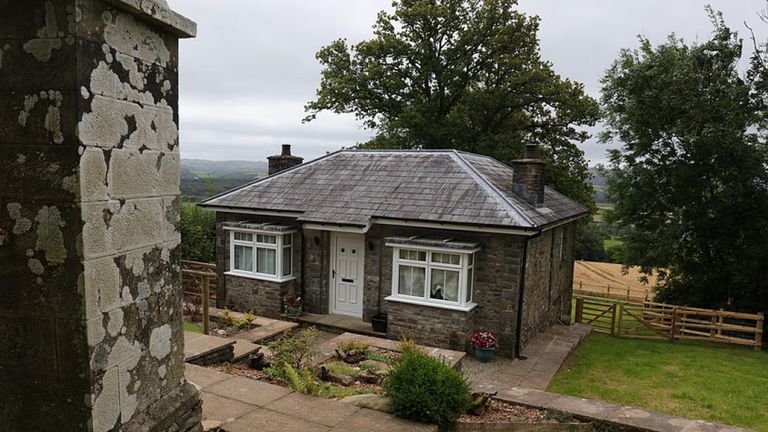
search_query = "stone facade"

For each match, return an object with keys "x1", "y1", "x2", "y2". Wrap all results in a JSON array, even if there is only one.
[
  {"x1": 215, "y1": 213, "x2": 577, "y2": 357},
  {"x1": 520, "y1": 223, "x2": 575, "y2": 348},
  {"x1": 0, "y1": 1, "x2": 200, "y2": 430}
]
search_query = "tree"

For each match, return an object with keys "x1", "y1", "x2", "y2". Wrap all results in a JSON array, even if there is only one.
[
  {"x1": 573, "y1": 224, "x2": 608, "y2": 262},
  {"x1": 600, "y1": 9, "x2": 768, "y2": 313},
  {"x1": 180, "y1": 203, "x2": 216, "y2": 263},
  {"x1": 305, "y1": 0, "x2": 599, "y2": 208}
]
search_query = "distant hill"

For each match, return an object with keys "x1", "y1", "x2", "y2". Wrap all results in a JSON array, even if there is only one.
[
  {"x1": 181, "y1": 159, "x2": 267, "y2": 202},
  {"x1": 587, "y1": 166, "x2": 611, "y2": 204}
]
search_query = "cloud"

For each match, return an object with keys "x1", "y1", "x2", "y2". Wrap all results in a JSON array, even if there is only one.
[{"x1": 168, "y1": 0, "x2": 765, "y2": 164}]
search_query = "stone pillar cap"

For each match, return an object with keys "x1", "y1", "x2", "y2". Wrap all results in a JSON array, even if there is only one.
[{"x1": 104, "y1": 0, "x2": 197, "y2": 37}]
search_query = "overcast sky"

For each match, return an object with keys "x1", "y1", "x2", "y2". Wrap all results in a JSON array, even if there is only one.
[{"x1": 167, "y1": 0, "x2": 766, "y2": 165}]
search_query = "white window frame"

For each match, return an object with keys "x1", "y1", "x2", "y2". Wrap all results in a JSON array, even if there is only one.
[
  {"x1": 385, "y1": 244, "x2": 477, "y2": 312},
  {"x1": 226, "y1": 228, "x2": 295, "y2": 283}
]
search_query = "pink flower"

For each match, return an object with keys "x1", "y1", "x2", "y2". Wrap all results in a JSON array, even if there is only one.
[{"x1": 471, "y1": 331, "x2": 497, "y2": 349}]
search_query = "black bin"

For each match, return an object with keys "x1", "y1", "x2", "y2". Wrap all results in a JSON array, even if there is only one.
[{"x1": 371, "y1": 312, "x2": 388, "y2": 333}]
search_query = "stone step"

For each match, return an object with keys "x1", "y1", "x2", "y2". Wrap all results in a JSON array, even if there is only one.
[{"x1": 231, "y1": 340, "x2": 261, "y2": 362}]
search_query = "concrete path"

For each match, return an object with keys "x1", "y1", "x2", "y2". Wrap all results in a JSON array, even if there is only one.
[
  {"x1": 496, "y1": 386, "x2": 755, "y2": 432},
  {"x1": 186, "y1": 364, "x2": 436, "y2": 432},
  {"x1": 297, "y1": 313, "x2": 387, "y2": 337},
  {"x1": 209, "y1": 307, "x2": 299, "y2": 343},
  {"x1": 463, "y1": 323, "x2": 591, "y2": 391}
]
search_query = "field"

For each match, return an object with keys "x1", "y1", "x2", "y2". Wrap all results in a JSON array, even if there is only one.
[
  {"x1": 549, "y1": 333, "x2": 768, "y2": 431},
  {"x1": 573, "y1": 260, "x2": 658, "y2": 300}
]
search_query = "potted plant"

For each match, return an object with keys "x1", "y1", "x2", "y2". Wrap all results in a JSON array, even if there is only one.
[
  {"x1": 471, "y1": 331, "x2": 497, "y2": 362},
  {"x1": 282, "y1": 294, "x2": 302, "y2": 317}
]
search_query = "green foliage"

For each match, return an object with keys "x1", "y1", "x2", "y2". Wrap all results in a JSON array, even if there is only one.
[
  {"x1": 600, "y1": 8, "x2": 768, "y2": 313},
  {"x1": 179, "y1": 202, "x2": 216, "y2": 263},
  {"x1": 366, "y1": 351, "x2": 396, "y2": 365},
  {"x1": 183, "y1": 321, "x2": 203, "y2": 334},
  {"x1": 549, "y1": 333, "x2": 768, "y2": 431},
  {"x1": 383, "y1": 347, "x2": 471, "y2": 424},
  {"x1": 305, "y1": 0, "x2": 600, "y2": 210},
  {"x1": 324, "y1": 361, "x2": 360, "y2": 379},
  {"x1": 573, "y1": 223, "x2": 609, "y2": 262},
  {"x1": 267, "y1": 327, "x2": 320, "y2": 374},
  {"x1": 337, "y1": 339, "x2": 370, "y2": 354}
]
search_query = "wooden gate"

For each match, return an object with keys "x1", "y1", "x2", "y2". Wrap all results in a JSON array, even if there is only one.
[{"x1": 574, "y1": 295, "x2": 764, "y2": 350}]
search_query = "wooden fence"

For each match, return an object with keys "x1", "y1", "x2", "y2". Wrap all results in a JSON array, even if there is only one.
[
  {"x1": 181, "y1": 260, "x2": 217, "y2": 334},
  {"x1": 573, "y1": 280, "x2": 651, "y2": 302},
  {"x1": 574, "y1": 295, "x2": 764, "y2": 350}
]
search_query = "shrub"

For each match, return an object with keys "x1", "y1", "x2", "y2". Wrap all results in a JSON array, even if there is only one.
[
  {"x1": 267, "y1": 327, "x2": 320, "y2": 372},
  {"x1": 337, "y1": 339, "x2": 370, "y2": 353},
  {"x1": 383, "y1": 348, "x2": 471, "y2": 425},
  {"x1": 179, "y1": 202, "x2": 216, "y2": 262}
]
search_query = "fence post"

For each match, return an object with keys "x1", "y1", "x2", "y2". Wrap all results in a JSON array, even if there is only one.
[
  {"x1": 717, "y1": 309, "x2": 724, "y2": 337},
  {"x1": 202, "y1": 276, "x2": 210, "y2": 335},
  {"x1": 575, "y1": 297, "x2": 584, "y2": 323},
  {"x1": 610, "y1": 303, "x2": 617, "y2": 336},
  {"x1": 756, "y1": 312, "x2": 764, "y2": 352},
  {"x1": 617, "y1": 303, "x2": 624, "y2": 337},
  {"x1": 626, "y1": 285, "x2": 630, "y2": 301},
  {"x1": 670, "y1": 307, "x2": 678, "y2": 342}
]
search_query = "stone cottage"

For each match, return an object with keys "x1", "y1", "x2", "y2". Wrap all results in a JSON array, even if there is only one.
[{"x1": 199, "y1": 144, "x2": 586, "y2": 356}]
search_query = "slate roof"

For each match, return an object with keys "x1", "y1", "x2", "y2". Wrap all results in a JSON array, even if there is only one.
[{"x1": 199, "y1": 150, "x2": 587, "y2": 230}]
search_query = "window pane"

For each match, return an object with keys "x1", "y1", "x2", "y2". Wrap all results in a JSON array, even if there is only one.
[
  {"x1": 398, "y1": 265, "x2": 425, "y2": 297},
  {"x1": 432, "y1": 253, "x2": 460, "y2": 265},
  {"x1": 257, "y1": 234, "x2": 277, "y2": 244},
  {"x1": 466, "y1": 268, "x2": 473, "y2": 302},
  {"x1": 234, "y1": 232, "x2": 253, "y2": 242},
  {"x1": 283, "y1": 234, "x2": 292, "y2": 245},
  {"x1": 399, "y1": 249, "x2": 426, "y2": 261},
  {"x1": 234, "y1": 245, "x2": 253, "y2": 271},
  {"x1": 282, "y1": 246, "x2": 292, "y2": 276},
  {"x1": 430, "y1": 269, "x2": 459, "y2": 302},
  {"x1": 257, "y1": 247, "x2": 276, "y2": 275}
]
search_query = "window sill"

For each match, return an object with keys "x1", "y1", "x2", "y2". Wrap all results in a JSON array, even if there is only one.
[
  {"x1": 384, "y1": 295, "x2": 477, "y2": 312},
  {"x1": 225, "y1": 271, "x2": 295, "y2": 284}
]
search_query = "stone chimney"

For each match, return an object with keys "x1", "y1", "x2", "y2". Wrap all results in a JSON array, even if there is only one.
[
  {"x1": 511, "y1": 144, "x2": 546, "y2": 205},
  {"x1": 268, "y1": 144, "x2": 304, "y2": 175}
]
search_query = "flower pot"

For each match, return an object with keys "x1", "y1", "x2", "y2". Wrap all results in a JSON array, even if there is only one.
[
  {"x1": 371, "y1": 312, "x2": 388, "y2": 333},
  {"x1": 285, "y1": 307, "x2": 302, "y2": 318},
  {"x1": 473, "y1": 346, "x2": 496, "y2": 363}
]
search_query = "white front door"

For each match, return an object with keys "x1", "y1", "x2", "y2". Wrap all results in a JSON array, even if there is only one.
[{"x1": 331, "y1": 233, "x2": 365, "y2": 317}]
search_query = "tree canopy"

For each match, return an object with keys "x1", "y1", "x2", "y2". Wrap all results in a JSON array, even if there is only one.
[
  {"x1": 600, "y1": 10, "x2": 768, "y2": 313},
  {"x1": 305, "y1": 0, "x2": 599, "y2": 208}
]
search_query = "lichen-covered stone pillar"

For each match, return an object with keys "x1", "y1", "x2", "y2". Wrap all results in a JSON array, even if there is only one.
[{"x1": 0, "y1": 1, "x2": 200, "y2": 430}]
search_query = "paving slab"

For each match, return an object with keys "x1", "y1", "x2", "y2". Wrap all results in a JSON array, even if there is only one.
[
  {"x1": 201, "y1": 393, "x2": 254, "y2": 425},
  {"x1": 237, "y1": 320, "x2": 298, "y2": 343},
  {"x1": 205, "y1": 376, "x2": 292, "y2": 407},
  {"x1": 184, "y1": 331, "x2": 236, "y2": 362},
  {"x1": 496, "y1": 387, "x2": 560, "y2": 407},
  {"x1": 231, "y1": 340, "x2": 261, "y2": 362},
  {"x1": 265, "y1": 391, "x2": 361, "y2": 427},
  {"x1": 297, "y1": 313, "x2": 388, "y2": 337},
  {"x1": 329, "y1": 406, "x2": 437, "y2": 432},
  {"x1": 545, "y1": 395, "x2": 622, "y2": 420},
  {"x1": 185, "y1": 364, "x2": 231, "y2": 388},
  {"x1": 225, "y1": 407, "x2": 330, "y2": 432},
  {"x1": 606, "y1": 407, "x2": 697, "y2": 432}
]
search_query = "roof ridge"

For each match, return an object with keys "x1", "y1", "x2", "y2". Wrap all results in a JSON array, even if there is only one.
[{"x1": 450, "y1": 151, "x2": 536, "y2": 227}]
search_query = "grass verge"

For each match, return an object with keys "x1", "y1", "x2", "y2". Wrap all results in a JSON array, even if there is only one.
[
  {"x1": 184, "y1": 321, "x2": 204, "y2": 334},
  {"x1": 548, "y1": 333, "x2": 768, "y2": 431}
]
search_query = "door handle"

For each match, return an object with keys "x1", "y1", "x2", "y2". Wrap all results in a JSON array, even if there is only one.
[
  {"x1": 342, "y1": 278, "x2": 353, "y2": 283},
  {"x1": 332, "y1": 269, "x2": 336, "y2": 279}
]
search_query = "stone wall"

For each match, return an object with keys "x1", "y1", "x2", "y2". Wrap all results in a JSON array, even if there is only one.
[
  {"x1": 303, "y1": 228, "x2": 331, "y2": 314},
  {"x1": 520, "y1": 222, "x2": 576, "y2": 349},
  {"x1": 386, "y1": 300, "x2": 475, "y2": 352},
  {"x1": 0, "y1": 1, "x2": 200, "y2": 430}
]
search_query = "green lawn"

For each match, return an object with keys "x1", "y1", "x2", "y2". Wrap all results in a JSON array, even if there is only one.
[
  {"x1": 603, "y1": 237, "x2": 623, "y2": 249},
  {"x1": 549, "y1": 333, "x2": 768, "y2": 431},
  {"x1": 184, "y1": 321, "x2": 204, "y2": 334}
]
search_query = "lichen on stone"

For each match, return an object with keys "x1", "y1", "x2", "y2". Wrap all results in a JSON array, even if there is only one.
[{"x1": 34, "y1": 205, "x2": 67, "y2": 265}]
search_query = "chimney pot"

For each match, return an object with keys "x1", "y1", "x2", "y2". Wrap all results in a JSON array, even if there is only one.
[
  {"x1": 524, "y1": 143, "x2": 538, "y2": 159},
  {"x1": 281, "y1": 144, "x2": 292, "y2": 156}
]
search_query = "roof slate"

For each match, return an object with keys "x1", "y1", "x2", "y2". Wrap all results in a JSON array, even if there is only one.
[{"x1": 200, "y1": 150, "x2": 587, "y2": 230}]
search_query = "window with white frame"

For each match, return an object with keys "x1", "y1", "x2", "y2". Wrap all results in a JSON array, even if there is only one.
[
  {"x1": 388, "y1": 245, "x2": 476, "y2": 310},
  {"x1": 229, "y1": 229, "x2": 294, "y2": 282}
]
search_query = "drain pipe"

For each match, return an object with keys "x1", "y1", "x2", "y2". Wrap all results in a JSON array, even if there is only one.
[{"x1": 515, "y1": 230, "x2": 542, "y2": 359}]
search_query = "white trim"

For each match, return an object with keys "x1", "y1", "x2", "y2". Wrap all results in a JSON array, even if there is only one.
[
  {"x1": 390, "y1": 246, "x2": 475, "y2": 308},
  {"x1": 229, "y1": 229, "x2": 294, "y2": 281},
  {"x1": 224, "y1": 226, "x2": 297, "y2": 235},
  {"x1": 385, "y1": 242, "x2": 481, "y2": 254},
  {"x1": 304, "y1": 222, "x2": 371, "y2": 234},
  {"x1": 385, "y1": 295, "x2": 477, "y2": 312},
  {"x1": 225, "y1": 271, "x2": 296, "y2": 283},
  {"x1": 371, "y1": 217, "x2": 536, "y2": 236}
]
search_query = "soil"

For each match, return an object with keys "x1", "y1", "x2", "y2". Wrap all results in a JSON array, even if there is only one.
[{"x1": 459, "y1": 399, "x2": 581, "y2": 424}]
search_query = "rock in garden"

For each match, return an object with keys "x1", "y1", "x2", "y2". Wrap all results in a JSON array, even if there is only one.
[
  {"x1": 358, "y1": 371, "x2": 381, "y2": 384},
  {"x1": 468, "y1": 391, "x2": 497, "y2": 416},
  {"x1": 360, "y1": 359, "x2": 390, "y2": 373},
  {"x1": 215, "y1": 329, "x2": 228, "y2": 337},
  {"x1": 340, "y1": 394, "x2": 393, "y2": 413}
]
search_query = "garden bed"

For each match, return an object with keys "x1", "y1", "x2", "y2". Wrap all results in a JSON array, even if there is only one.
[{"x1": 452, "y1": 400, "x2": 590, "y2": 431}]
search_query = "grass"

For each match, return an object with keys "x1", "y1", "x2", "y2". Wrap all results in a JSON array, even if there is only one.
[
  {"x1": 548, "y1": 333, "x2": 768, "y2": 431},
  {"x1": 184, "y1": 321, "x2": 204, "y2": 334},
  {"x1": 603, "y1": 237, "x2": 623, "y2": 249},
  {"x1": 324, "y1": 361, "x2": 360, "y2": 379}
]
